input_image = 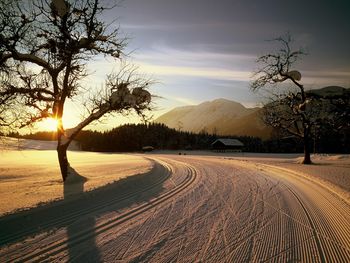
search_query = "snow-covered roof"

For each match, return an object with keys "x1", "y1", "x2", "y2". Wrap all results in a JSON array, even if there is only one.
[{"x1": 211, "y1": 138, "x2": 244, "y2": 147}]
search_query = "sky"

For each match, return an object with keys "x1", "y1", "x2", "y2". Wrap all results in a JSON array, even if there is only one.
[{"x1": 40, "y1": 0, "x2": 350, "y2": 131}]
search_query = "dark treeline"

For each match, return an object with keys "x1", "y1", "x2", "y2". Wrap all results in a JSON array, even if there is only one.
[
  {"x1": 5, "y1": 122, "x2": 350, "y2": 153},
  {"x1": 75, "y1": 123, "x2": 264, "y2": 152}
]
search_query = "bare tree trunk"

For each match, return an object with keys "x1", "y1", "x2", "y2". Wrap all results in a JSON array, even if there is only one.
[
  {"x1": 57, "y1": 125, "x2": 71, "y2": 181},
  {"x1": 57, "y1": 144, "x2": 69, "y2": 181},
  {"x1": 302, "y1": 129, "x2": 312, "y2": 164},
  {"x1": 55, "y1": 104, "x2": 111, "y2": 181}
]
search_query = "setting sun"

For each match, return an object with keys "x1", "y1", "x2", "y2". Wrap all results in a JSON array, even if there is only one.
[{"x1": 38, "y1": 118, "x2": 59, "y2": 132}]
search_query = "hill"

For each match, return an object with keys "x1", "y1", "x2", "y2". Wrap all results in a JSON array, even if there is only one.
[
  {"x1": 307, "y1": 86, "x2": 349, "y2": 97},
  {"x1": 155, "y1": 98, "x2": 272, "y2": 139}
]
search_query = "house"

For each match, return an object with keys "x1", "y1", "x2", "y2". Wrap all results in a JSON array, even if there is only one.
[
  {"x1": 142, "y1": 146, "x2": 154, "y2": 152},
  {"x1": 211, "y1": 138, "x2": 244, "y2": 152}
]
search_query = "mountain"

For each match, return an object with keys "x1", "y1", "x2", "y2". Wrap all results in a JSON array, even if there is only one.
[
  {"x1": 155, "y1": 87, "x2": 349, "y2": 140},
  {"x1": 307, "y1": 86, "x2": 350, "y2": 97},
  {"x1": 155, "y1": 98, "x2": 272, "y2": 139}
]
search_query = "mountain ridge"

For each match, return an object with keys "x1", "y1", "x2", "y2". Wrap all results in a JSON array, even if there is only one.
[
  {"x1": 155, "y1": 86, "x2": 348, "y2": 139},
  {"x1": 155, "y1": 98, "x2": 271, "y2": 139}
]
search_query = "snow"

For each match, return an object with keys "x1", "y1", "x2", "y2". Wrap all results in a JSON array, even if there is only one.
[
  {"x1": 51, "y1": 0, "x2": 69, "y2": 17},
  {"x1": 155, "y1": 98, "x2": 251, "y2": 132},
  {"x1": 132, "y1": 87, "x2": 151, "y2": 104},
  {"x1": 0, "y1": 139, "x2": 349, "y2": 261},
  {"x1": 214, "y1": 152, "x2": 350, "y2": 201},
  {"x1": 110, "y1": 85, "x2": 151, "y2": 108},
  {"x1": 1, "y1": 136, "x2": 80, "y2": 150},
  {"x1": 286, "y1": 70, "x2": 302, "y2": 81},
  {"x1": 0, "y1": 149, "x2": 152, "y2": 216},
  {"x1": 110, "y1": 84, "x2": 132, "y2": 107}
]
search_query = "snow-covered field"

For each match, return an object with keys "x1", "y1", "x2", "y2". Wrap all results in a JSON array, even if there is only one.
[
  {"x1": 1, "y1": 139, "x2": 350, "y2": 262},
  {"x1": 0, "y1": 149, "x2": 152, "y2": 215},
  {"x1": 0, "y1": 136, "x2": 80, "y2": 151}
]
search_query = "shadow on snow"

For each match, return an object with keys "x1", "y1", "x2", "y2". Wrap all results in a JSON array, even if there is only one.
[{"x1": 0, "y1": 161, "x2": 167, "y2": 261}]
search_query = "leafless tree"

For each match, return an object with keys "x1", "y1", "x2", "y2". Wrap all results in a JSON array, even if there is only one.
[
  {"x1": 0, "y1": 0, "x2": 153, "y2": 181},
  {"x1": 308, "y1": 86, "x2": 350, "y2": 143},
  {"x1": 251, "y1": 34, "x2": 314, "y2": 164}
]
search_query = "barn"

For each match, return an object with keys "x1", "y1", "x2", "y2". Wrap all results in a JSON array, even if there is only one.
[{"x1": 211, "y1": 138, "x2": 244, "y2": 152}]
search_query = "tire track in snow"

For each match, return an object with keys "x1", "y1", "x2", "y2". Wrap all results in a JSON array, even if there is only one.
[
  {"x1": 285, "y1": 185, "x2": 326, "y2": 263},
  {"x1": 2, "y1": 155, "x2": 350, "y2": 262},
  {"x1": 253, "y1": 162, "x2": 350, "y2": 262},
  {"x1": 0, "y1": 158, "x2": 198, "y2": 262},
  {"x1": 123, "y1": 157, "x2": 350, "y2": 262},
  {"x1": 0, "y1": 159, "x2": 170, "y2": 247}
]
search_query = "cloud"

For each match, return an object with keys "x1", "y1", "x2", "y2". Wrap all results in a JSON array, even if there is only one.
[
  {"x1": 132, "y1": 45, "x2": 254, "y2": 82},
  {"x1": 300, "y1": 70, "x2": 350, "y2": 87},
  {"x1": 135, "y1": 45, "x2": 255, "y2": 67},
  {"x1": 172, "y1": 96, "x2": 199, "y2": 106},
  {"x1": 122, "y1": 23, "x2": 196, "y2": 31},
  {"x1": 302, "y1": 70, "x2": 350, "y2": 79},
  {"x1": 138, "y1": 62, "x2": 251, "y2": 82}
]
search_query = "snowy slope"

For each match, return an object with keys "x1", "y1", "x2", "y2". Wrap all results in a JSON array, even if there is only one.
[{"x1": 155, "y1": 98, "x2": 271, "y2": 138}]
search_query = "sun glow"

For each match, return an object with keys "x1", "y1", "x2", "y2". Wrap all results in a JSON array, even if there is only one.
[{"x1": 39, "y1": 118, "x2": 59, "y2": 132}]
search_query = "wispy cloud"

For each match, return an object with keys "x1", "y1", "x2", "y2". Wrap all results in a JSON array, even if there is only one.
[
  {"x1": 132, "y1": 45, "x2": 254, "y2": 82},
  {"x1": 299, "y1": 70, "x2": 350, "y2": 87},
  {"x1": 123, "y1": 23, "x2": 196, "y2": 31},
  {"x1": 303, "y1": 70, "x2": 350, "y2": 79},
  {"x1": 138, "y1": 62, "x2": 251, "y2": 82},
  {"x1": 172, "y1": 96, "x2": 199, "y2": 105},
  {"x1": 135, "y1": 45, "x2": 255, "y2": 67}
]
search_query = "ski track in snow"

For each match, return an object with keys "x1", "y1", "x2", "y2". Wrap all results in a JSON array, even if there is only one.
[{"x1": 1, "y1": 155, "x2": 350, "y2": 262}]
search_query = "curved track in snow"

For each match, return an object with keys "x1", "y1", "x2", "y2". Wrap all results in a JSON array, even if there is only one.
[{"x1": 1, "y1": 155, "x2": 350, "y2": 262}]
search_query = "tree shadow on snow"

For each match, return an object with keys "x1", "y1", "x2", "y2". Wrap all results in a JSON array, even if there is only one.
[
  {"x1": 0, "y1": 161, "x2": 167, "y2": 262},
  {"x1": 63, "y1": 166, "x2": 98, "y2": 262}
]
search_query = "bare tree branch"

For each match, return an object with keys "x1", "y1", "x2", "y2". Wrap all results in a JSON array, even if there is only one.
[
  {"x1": 0, "y1": 0, "x2": 154, "y2": 181},
  {"x1": 251, "y1": 33, "x2": 313, "y2": 164}
]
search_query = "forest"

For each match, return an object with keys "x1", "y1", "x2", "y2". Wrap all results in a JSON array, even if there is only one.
[{"x1": 5, "y1": 122, "x2": 350, "y2": 154}]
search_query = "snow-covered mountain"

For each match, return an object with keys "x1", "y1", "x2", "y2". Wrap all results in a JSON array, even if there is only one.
[{"x1": 155, "y1": 98, "x2": 272, "y2": 139}]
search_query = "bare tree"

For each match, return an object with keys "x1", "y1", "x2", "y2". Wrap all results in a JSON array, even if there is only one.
[
  {"x1": 251, "y1": 34, "x2": 314, "y2": 164},
  {"x1": 308, "y1": 86, "x2": 350, "y2": 148},
  {"x1": 316, "y1": 89, "x2": 350, "y2": 131},
  {"x1": 0, "y1": 0, "x2": 153, "y2": 181}
]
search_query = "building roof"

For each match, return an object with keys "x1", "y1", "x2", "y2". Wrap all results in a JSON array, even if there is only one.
[{"x1": 211, "y1": 138, "x2": 244, "y2": 147}]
